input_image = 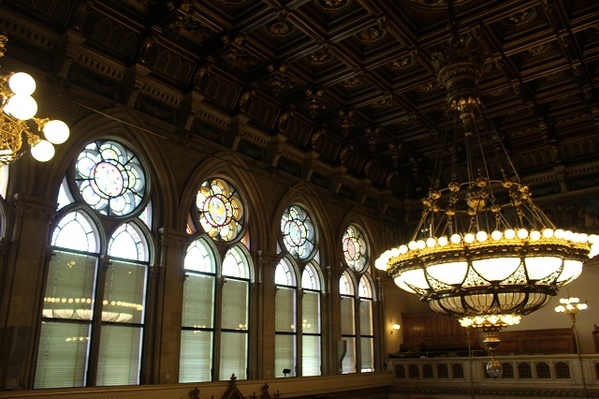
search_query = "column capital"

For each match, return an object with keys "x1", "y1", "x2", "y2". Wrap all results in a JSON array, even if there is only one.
[{"x1": 13, "y1": 193, "x2": 57, "y2": 222}]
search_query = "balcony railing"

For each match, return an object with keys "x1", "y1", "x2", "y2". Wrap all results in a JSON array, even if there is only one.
[{"x1": 388, "y1": 354, "x2": 599, "y2": 397}]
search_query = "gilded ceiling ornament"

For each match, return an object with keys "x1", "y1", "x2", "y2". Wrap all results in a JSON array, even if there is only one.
[
  {"x1": 267, "y1": 11, "x2": 294, "y2": 37},
  {"x1": 404, "y1": 0, "x2": 469, "y2": 7},
  {"x1": 343, "y1": 72, "x2": 363, "y2": 88},
  {"x1": 308, "y1": 45, "x2": 332, "y2": 65},
  {"x1": 528, "y1": 43, "x2": 552, "y2": 57},
  {"x1": 306, "y1": 88, "x2": 326, "y2": 117},
  {"x1": 357, "y1": 18, "x2": 387, "y2": 43},
  {"x1": 338, "y1": 110, "x2": 355, "y2": 136},
  {"x1": 390, "y1": 51, "x2": 417, "y2": 70},
  {"x1": 366, "y1": 127, "x2": 380, "y2": 153},
  {"x1": 223, "y1": 34, "x2": 258, "y2": 69},
  {"x1": 315, "y1": 0, "x2": 351, "y2": 12},
  {"x1": 417, "y1": 81, "x2": 437, "y2": 92},
  {"x1": 311, "y1": 129, "x2": 324, "y2": 147},
  {"x1": 389, "y1": 142, "x2": 402, "y2": 168},
  {"x1": 506, "y1": 8, "x2": 537, "y2": 25},
  {"x1": 370, "y1": 95, "x2": 393, "y2": 108},
  {"x1": 268, "y1": 63, "x2": 296, "y2": 96}
]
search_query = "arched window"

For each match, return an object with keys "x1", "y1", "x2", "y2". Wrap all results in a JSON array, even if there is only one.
[
  {"x1": 35, "y1": 140, "x2": 151, "y2": 389},
  {"x1": 502, "y1": 363, "x2": 514, "y2": 378},
  {"x1": 423, "y1": 364, "x2": 433, "y2": 378},
  {"x1": 437, "y1": 364, "x2": 449, "y2": 378},
  {"x1": 536, "y1": 362, "x2": 551, "y2": 378},
  {"x1": 518, "y1": 362, "x2": 532, "y2": 379},
  {"x1": 452, "y1": 363, "x2": 464, "y2": 378},
  {"x1": 276, "y1": 204, "x2": 322, "y2": 377},
  {"x1": 555, "y1": 362, "x2": 570, "y2": 379},
  {"x1": 275, "y1": 258, "x2": 298, "y2": 378},
  {"x1": 180, "y1": 177, "x2": 252, "y2": 382},
  {"x1": 340, "y1": 224, "x2": 375, "y2": 374}
]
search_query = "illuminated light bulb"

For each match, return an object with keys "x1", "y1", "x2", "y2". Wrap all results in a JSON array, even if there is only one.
[
  {"x1": 5, "y1": 94, "x2": 38, "y2": 120},
  {"x1": 504, "y1": 229, "x2": 515, "y2": 239},
  {"x1": 517, "y1": 228, "x2": 528, "y2": 239},
  {"x1": 390, "y1": 247, "x2": 400, "y2": 257},
  {"x1": 408, "y1": 241, "x2": 417, "y2": 250},
  {"x1": 554, "y1": 229, "x2": 565, "y2": 239},
  {"x1": 579, "y1": 233, "x2": 589, "y2": 243},
  {"x1": 543, "y1": 228, "x2": 554, "y2": 238},
  {"x1": 30, "y1": 140, "x2": 55, "y2": 162},
  {"x1": 8, "y1": 72, "x2": 36, "y2": 95},
  {"x1": 417, "y1": 240, "x2": 426, "y2": 250},
  {"x1": 43, "y1": 120, "x2": 70, "y2": 144},
  {"x1": 476, "y1": 231, "x2": 488, "y2": 242},
  {"x1": 464, "y1": 233, "x2": 475, "y2": 243},
  {"x1": 564, "y1": 230, "x2": 574, "y2": 241},
  {"x1": 399, "y1": 245, "x2": 408, "y2": 254},
  {"x1": 530, "y1": 230, "x2": 541, "y2": 241},
  {"x1": 426, "y1": 237, "x2": 436, "y2": 248},
  {"x1": 450, "y1": 233, "x2": 461, "y2": 244},
  {"x1": 491, "y1": 230, "x2": 502, "y2": 241},
  {"x1": 438, "y1": 236, "x2": 448, "y2": 246}
]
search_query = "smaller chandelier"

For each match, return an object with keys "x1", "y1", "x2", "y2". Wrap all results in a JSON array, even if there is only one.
[{"x1": 0, "y1": 33, "x2": 69, "y2": 164}]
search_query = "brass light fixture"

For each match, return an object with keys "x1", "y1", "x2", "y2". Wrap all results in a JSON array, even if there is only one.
[
  {"x1": 0, "y1": 33, "x2": 69, "y2": 164},
  {"x1": 375, "y1": 0, "x2": 597, "y2": 375}
]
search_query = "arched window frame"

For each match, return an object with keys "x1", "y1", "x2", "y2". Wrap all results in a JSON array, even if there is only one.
[{"x1": 36, "y1": 139, "x2": 153, "y2": 390}]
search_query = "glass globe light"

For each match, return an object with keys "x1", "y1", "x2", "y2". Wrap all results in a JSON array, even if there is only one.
[
  {"x1": 5, "y1": 94, "x2": 38, "y2": 120},
  {"x1": 8, "y1": 72, "x2": 36, "y2": 95},
  {"x1": 43, "y1": 120, "x2": 70, "y2": 144},
  {"x1": 30, "y1": 140, "x2": 55, "y2": 162},
  {"x1": 485, "y1": 358, "x2": 503, "y2": 379}
]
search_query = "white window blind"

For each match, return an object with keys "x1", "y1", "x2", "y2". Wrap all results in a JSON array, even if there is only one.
[
  {"x1": 302, "y1": 334, "x2": 320, "y2": 376},
  {"x1": 275, "y1": 334, "x2": 296, "y2": 377},
  {"x1": 182, "y1": 274, "x2": 215, "y2": 328},
  {"x1": 221, "y1": 279, "x2": 248, "y2": 330},
  {"x1": 34, "y1": 322, "x2": 90, "y2": 388},
  {"x1": 103, "y1": 260, "x2": 146, "y2": 324},
  {"x1": 96, "y1": 325, "x2": 142, "y2": 386},
  {"x1": 302, "y1": 290, "x2": 320, "y2": 333},
  {"x1": 341, "y1": 337, "x2": 356, "y2": 374},
  {"x1": 180, "y1": 330, "x2": 213, "y2": 382},
  {"x1": 340, "y1": 296, "x2": 355, "y2": 335},
  {"x1": 219, "y1": 331, "x2": 248, "y2": 380},
  {"x1": 275, "y1": 287, "x2": 296, "y2": 332},
  {"x1": 360, "y1": 337, "x2": 374, "y2": 372},
  {"x1": 359, "y1": 299, "x2": 373, "y2": 335}
]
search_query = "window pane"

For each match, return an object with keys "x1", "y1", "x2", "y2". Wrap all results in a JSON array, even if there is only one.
[
  {"x1": 222, "y1": 279, "x2": 248, "y2": 330},
  {"x1": 96, "y1": 325, "x2": 142, "y2": 386},
  {"x1": 34, "y1": 322, "x2": 91, "y2": 388},
  {"x1": 340, "y1": 296, "x2": 355, "y2": 335},
  {"x1": 275, "y1": 334, "x2": 296, "y2": 377},
  {"x1": 341, "y1": 337, "x2": 356, "y2": 374},
  {"x1": 185, "y1": 240, "x2": 215, "y2": 273},
  {"x1": 276, "y1": 287, "x2": 296, "y2": 332},
  {"x1": 222, "y1": 247, "x2": 249, "y2": 278},
  {"x1": 302, "y1": 335, "x2": 321, "y2": 376},
  {"x1": 220, "y1": 331, "x2": 247, "y2": 380},
  {"x1": 102, "y1": 260, "x2": 146, "y2": 324},
  {"x1": 182, "y1": 274, "x2": 214, "y2": 328},
  {"x1": 52, "y1": 212, "x2": 98, "y2": 252},
  {"x1": 108, "y1": 223, "x2": 149, "y2": 261},
  {"x1": 196, "y1": 179, "x2": 244, "y2": 243},
  {"x1": 301, "y1": 264, "x2": 320, "y2": 290},
  {"x1": 359, "y1": 299, "x2": 373, "y2": 336},
  {"x1": 275, "y1": 260, "x2": 296, "y2": 286},
  {"x1": 302, "y1": 291, "x2": 320, "y2": 333},
  {"x1": 360, "y1": 337, "x2": 374, "y2": 372},
  {"x1": 42, "y1": 252, "x2": 97, "y2": 320},
  {"x1": 280, "y1": 205, "x2": 315, "y2": 260},
  {"x1": 180, "y1": 330, "x2": 213, "y2": 382}
]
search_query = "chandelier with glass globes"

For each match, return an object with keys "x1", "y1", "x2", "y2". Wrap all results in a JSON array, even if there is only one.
[
  {"x1": 375, "y1": 6, "x2": 598, "y2": 344},
  {"x1": 0, "y1": 33, "x2": 69, "y2": 164}
]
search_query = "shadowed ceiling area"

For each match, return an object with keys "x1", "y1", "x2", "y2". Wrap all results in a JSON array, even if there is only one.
[{"x1": 1, "y1": 0, "x2": 599, "y2": 214}]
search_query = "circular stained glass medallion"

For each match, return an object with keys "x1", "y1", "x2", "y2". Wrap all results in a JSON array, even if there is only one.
[
  {"x1": 196, "y1": 179, "x2": 244, "y2": 242},
  {"x1": 280, "y1": 205, "x2": 315, "y2": 260},
  {"x1": 75, "y1": 141, "x2": 146, "y2": 216},
  {"x1": 342, "y1": 225, "x2": 368, "y2": 272}
]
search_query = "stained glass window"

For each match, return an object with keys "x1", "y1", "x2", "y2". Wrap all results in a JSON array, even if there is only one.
[
  {"x1": 36, "y1": 139, "x2": 151, "y2": 389},
  {"x1": 280, "y1": 205, "x2": 315, "y2": 260},
  {"x1": 196, "y1": 179, "x2": 244, "y2": 242},
  {"x1": 75, "y1": 141, "x2": 145, "y2": 216},
  {"x1": 342, "y1": 225, "x2": 368, "y2": 272}
]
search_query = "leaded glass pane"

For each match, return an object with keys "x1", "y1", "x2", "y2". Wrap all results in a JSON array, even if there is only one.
[
  {"x1": 51, "y1": 211, "x2": 99, "y2": 253},
  {"x1": 301, "y1": 264, "x2": 320, "y2": 290},
  {"x1": 339, "y1": 273, "x2": 353, "y2": 295},
  {"x1": 108, "y1": 223, "x2": 149, "y2": 261},
  {"x1": 196, "y1": 178, "x2": 244, "y2": 242},
  {"x1": 185, "y1": 239, "x2": 215, "y2": 273},
  {"x1": 275, "y1": 260, "x2": 296, "y2": 286},
  {"x1": 280, "y1": 205, "x2": 315, "y2": 260},
  {"x1": 342, "y1": 225, "x2": 368, "y2": 272},
  {"x1": 358, "y1": 276, "x2": 372, "y2": 298},
  {"x1": 75, "y1": 141, "x2": 145, "y2": 216},
  {"x1": 222, "y1": 246, "x2": 249, "y2": 278}
]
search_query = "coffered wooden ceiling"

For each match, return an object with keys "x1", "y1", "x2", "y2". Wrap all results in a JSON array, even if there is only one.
[{"x1": 2, "y1": 0, "x2": 599, "y2": 208}]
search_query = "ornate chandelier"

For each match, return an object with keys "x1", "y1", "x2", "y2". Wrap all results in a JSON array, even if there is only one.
[
  {"x1": 0, "y1": 33, "x2": 69, "y2": 164},
  {"x1": 375, "y1": 1, "x2": 598, "y2": 357}
]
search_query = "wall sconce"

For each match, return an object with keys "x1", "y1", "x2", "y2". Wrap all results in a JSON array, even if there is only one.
[{"x1": 390, "y1": 323, "x2": 400, "y2": 334}]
